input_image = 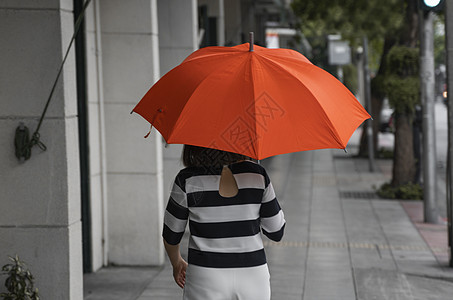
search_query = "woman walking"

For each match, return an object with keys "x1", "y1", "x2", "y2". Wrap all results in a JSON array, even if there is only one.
[{"x1": 163, "y1": 145, "x2": 286, "y2": 300}]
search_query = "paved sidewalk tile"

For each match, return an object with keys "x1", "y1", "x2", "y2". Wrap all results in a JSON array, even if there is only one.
[
  {"x1": 83, "y1": 267, "x2": 160, "y2": 300},
  {"x1": 401, "y1": 201, "x2": 450, "y2": 265},
  {"x1": 84, "y1": 147, "x2": 453, "y2": 300}
]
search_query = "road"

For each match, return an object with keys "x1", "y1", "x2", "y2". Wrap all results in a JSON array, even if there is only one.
[
  {"x1": 435, "y1": 100, "x2": 448, "y2": 169},
  {"x1": 434, "y1": 100, "x2": 448, "y2": 220}
]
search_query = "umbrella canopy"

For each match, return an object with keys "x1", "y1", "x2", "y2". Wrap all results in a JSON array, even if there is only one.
[{"x1": 133, "y1": 43, "x2": 370, "y2": 160}]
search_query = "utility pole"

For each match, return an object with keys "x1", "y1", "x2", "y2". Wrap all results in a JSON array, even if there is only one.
[
  {"x1": 218, "y1": 0, "x2": 225, "y2": 46},
  {"x1": 420, "y1": 10, "x2": 439, "y2": 224},
  {"x1": 445, "y1": 0, "x2": 453, "y2": 267},
  {"x1": 357, "y1": 47, "x2": 366, "y2": 108},
  {"x1": 363, "y1": 36, "x2": 376, "y2": 172}
]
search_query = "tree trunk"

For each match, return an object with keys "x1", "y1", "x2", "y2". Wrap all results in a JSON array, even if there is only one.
[
  {"x1": 358, "y1": 94, "x2": 382, "y2": 157},
  {"x1": 358, "y1": 116, "x2": 369, "y2": 156},
  {"x1": 401, "y1": 0, "x2": 419, "y2": 48},
  {"x1": 391, "y1": 113, "x2": 415, "y2": 186},
  {"x1": 390, "y1": 0, "x2": 419, "y2": 186}
]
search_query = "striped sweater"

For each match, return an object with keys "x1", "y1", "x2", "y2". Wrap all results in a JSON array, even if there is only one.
[{"x1": 163, "y1": 160, "x2": 286, "y2": 268}]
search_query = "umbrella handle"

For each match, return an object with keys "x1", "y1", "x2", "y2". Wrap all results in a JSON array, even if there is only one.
[
  {"x1": 144, "y1": 124, "x2": 153, "y2": 138},
  {"x1": 249, "y1": 32, "x2": 254, "y2": 52}
]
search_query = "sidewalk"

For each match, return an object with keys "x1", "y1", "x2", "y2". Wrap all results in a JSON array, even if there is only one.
[{"x1": 84, "y1": 148, "x2": 453, "y2": 300}]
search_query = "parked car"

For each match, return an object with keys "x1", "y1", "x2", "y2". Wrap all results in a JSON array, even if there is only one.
[{"x1": 380, "y1": 98, "x2": 394, "y2": 132}]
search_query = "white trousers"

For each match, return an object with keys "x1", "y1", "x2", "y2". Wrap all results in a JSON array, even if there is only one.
[{"x1": 183, "y1": 264, "x2": 271, "y2": 300}]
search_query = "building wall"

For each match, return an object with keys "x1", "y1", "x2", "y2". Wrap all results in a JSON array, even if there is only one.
[
  {"x1": 83, "y1": 0, "x2": 200, "y2": 269},
  {"x1": 0, "y1": 0, "x2": 82, "y2": 298}
]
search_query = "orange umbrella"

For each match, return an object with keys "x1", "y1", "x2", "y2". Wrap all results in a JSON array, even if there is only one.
[{"x1": 132, "y1": 42, "x2": 370, "y2": 160}]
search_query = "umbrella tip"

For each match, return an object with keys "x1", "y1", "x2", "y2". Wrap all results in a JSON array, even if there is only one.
[{"x1": 249, "y1": 32, "x2": 254, "y2": 52}]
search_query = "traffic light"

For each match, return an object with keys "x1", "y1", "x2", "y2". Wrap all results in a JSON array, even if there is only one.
[{"x1": 419, "y1": 0, "x2": 445, "y2": 12}]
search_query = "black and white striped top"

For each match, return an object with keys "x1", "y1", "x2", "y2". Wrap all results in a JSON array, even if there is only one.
[{"x1": 163, "y1": 160, "x2": 286, "y2": 268}]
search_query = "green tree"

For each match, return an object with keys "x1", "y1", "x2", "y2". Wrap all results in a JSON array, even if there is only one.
[
  {"x1": 292, "y1": 0, "x2": 420, "y2": 186},
  {"x1": 292, "y1": 0, "x2": 404, "y2": 43},
  {"x1": 384, "y1": 46, "x2": 419, "y2": 186},
  {"x1": 292, "y1": 0, "x2": 402, "y2": 157},
  {"x1": 434, "y1": 16, "x2": 446, "y2": 67}
]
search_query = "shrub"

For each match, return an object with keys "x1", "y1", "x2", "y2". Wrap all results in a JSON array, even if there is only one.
[{"x1": 377, "y1": 182, "x2": 423, "y2": 200}]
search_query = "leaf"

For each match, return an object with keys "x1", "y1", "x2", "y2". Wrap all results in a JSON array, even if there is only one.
[{"x1": 1, "y1": 255, "x2": 40, "y2": 299}]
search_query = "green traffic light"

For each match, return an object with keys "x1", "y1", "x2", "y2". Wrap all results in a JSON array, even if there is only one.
[{"x1": 423, "y1": 0, "x2": 441, "y2": 7}]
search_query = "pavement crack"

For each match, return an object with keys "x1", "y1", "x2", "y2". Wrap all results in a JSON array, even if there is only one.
[
  {"x1": 370, "y1": 200, "x2": 400, "y2": 271},
  {"x1": 375, "y1": 244, "x2": 383, "y2": 259}
]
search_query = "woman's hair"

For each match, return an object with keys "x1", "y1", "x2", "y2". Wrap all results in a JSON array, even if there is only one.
[{"x1": 182, "y1": 145, "x2": 250, "y2": 168}]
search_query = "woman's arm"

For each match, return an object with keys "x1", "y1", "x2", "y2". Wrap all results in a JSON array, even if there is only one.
[
  {"x1": 162, "y1": 172, "x2": 189, "y2": 288},
  {"x1": 163, "y1": 239, "x2": 188, "y2": 288},
  {"x1": 260, "y1": 170, "x2": 286, "y2": 242}
]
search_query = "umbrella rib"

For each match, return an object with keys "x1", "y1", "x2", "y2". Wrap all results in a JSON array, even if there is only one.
[
  {"x1": 259, "y1": 50, "x2": 313, "y2": 66},
  {"x1": 181, "y1": 47, "x2": 244, "y2": 65},
  {"x1": 255, "y1": 54, "x2": 346, "y2": 148},
  {"x1": 248, "y1": 53, "x2": 260, "y2": 159}
]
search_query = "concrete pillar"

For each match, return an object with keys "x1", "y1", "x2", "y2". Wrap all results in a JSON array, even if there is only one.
[
  {"x1": 0, "y1": 1, "x2": 82, "y2": 299},
  {"x1": 98, "y1": 0, "x2": 164, "y2": 265},
  {"x1": 224, "y1": 0, "x2": 242, "y2": 45},
  {"x1": 198, "y1": 0, "x2": 225, "y2": 47},
  {"x1": 84, "y1": 0, "x2": 108, "y2": 271},
  {"x1": 157, "y1": 0, "x2": 198, "y2": 198},
  {"x1": 157, "y1": 0, "x2": 198, "y2": 74}
]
